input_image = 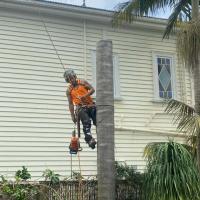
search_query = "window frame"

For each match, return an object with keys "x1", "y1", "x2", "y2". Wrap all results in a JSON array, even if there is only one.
[{"x1": 152, "y1": 52, "x2": 176, "y2": 101}]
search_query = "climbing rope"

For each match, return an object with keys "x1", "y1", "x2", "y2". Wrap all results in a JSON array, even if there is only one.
[
  {"x1": 37, "y1": 7, "x2": 66, "y2": 72},
  {"x1": 37, "y1": 7, "x2": 84, "y2": 194},
  {"x1": 69, "y1": 126, "x2": 83, "y2": 199},
  {"x1": 77, "y1": 151, "x2": 82, "y2": 176}
]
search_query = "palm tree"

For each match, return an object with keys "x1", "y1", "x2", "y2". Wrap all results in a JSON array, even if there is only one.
[
  {"x1": 144, "y1": 140, "x2": 200, "y2": 200},
  {"x1": 113, "y1": 0, "x2": 200, "y2": 168},
  {"x1": 176, "y1": 0, "x2": 200, "y2": 167},
  {"x1": 96, "y1": 40, "x2": 115, "y2": 200}
]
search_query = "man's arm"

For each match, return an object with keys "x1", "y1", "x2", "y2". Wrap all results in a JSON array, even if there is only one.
[
  {"x1": 66, "y1": 89, "x2": 76, "y2": 123},
  {"x1": 80, "y1": 80, "x2": 95, "y2": 100}
]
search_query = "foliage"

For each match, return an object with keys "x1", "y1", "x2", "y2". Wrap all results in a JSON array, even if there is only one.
[
  {"x1": 0, "y1": 165, "x2": 143, "y2": 200},
  {"x1": 112, "y1": 0, "x2": 192, "y2": 38},
  {"x1": 177, "y1": 18, "x2": 200, "y2": 69},
  {"x1": 163, "y1": 0, "x2": 191, "y2": 38},
  {"x1": 165, "y1": 99, "x2": 200, "y2": 151},
  {"x1": 165, "y1": 99, "x2": 198, "y2": 134},
  {"x1": 71, "y1": 171, "x2": 84, "y2": 180},
  {"x1": 0, "y1": 167, "x2": 35, "y2": 200},
  {"x1": 165, "y1": 98, "x2": 200, "y2": 168},
  {"x1": 0, "y1": 175, "x2": 38, "y2": 200},
  {"x1": 115, "y1": 161, "x2": 144, "y2": 187},
  {"x1": 143, "y1": 141, "x2": 200, "y2": 200},
  {"x1": 42, "y1": 169, "x2": 60, "y2": 186},
  {"x1": 115, "y1": 161, "x2": 143, "y2": 200},
  {"x1": 0, "y1": 167, "x2": 63, "y2": 200},
  {"x1": 15, "y1": 166, "x2": 31, "y2": 181}
]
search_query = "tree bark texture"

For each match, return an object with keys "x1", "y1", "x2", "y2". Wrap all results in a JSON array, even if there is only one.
[
  {"x1": 96, "y1": 40, "x2": 115, "y2": 200},
  {"x1": 191, "y1": 0, "x2": 199, "y2": 20},
  {"x1": 192, "y1": 0, "x2": 200, "y2": 169},
  {"x1": 193, "y1": 60, "x2": 200, "y2": 168}
]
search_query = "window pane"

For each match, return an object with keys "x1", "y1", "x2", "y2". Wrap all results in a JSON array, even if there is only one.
[
  {"x1": 161, "y1": 58, "x2": 165, "y2": 64},
  {"x1": 165, "y1": 65, "x2": 171, "y2": 74},
  {"x1": 157, "y1": 56, "x2": 173, "y2": 99},
  {"x1": 157, "y1": 58, "x2": 161, "y2": 64},
  {"x1": 159, "y1": 91, "x2": 164, "y2": 98},
  {"x1": 163, "y1": 91, "x2": 168, "y2": 98},
  {"x1": 159, "y1": 81, "x2": 164, "y2": 92},
  {"x1": 167, "y1": 82, "x2": 172, "y2": 91},
  {"x1": 168, "y1": 91, "x2": 172, "y2": 98},
  {"x1": 166, "y1": 58, "x2": 170, "y2": 65},
  {"x1": 158, "y1": 64, "x2": 162, "y2": 74},
  {"x1": 159, "y1": 66, "x2": 171, "y2": 90}
]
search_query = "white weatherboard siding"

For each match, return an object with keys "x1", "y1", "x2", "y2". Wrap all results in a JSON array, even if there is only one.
[{"x1": 0, "y1": 0, "x2": 192, "y2": 179}]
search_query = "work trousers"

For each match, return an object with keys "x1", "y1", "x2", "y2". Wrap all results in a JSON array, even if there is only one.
[{"x1": 77, "y1": 106, "x2": 96, "y2": 143}]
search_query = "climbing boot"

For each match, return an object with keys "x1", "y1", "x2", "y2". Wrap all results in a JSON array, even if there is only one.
[{"x1": 88, "y1": 138, "x2": 96, "y2": 149}]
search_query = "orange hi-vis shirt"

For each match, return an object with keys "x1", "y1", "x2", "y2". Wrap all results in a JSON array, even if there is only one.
[{"x1": 69, "y1": 79, "x2": 94, "y2": 106}]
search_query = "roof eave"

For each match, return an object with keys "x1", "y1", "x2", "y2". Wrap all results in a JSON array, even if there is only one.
[{"x1": 1, "y1": 0, "x2": 168, "y2": 31}]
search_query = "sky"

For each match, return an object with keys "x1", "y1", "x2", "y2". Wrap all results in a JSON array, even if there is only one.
[{"x1": 48, "y1": 0, "x2": 172, "y2": 19}]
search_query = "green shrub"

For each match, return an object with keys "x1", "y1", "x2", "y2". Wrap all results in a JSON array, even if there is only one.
[
  {"x1": 15, "y1": 166, "x2": 31, "y2": 181},
  {"x1": 1, "y1": 172, "x2": 38, "y2": 200},
  {"x1": 144, "y1": 141, "x2": 200, "y2": 200},
  {"x1": 42, "y1": 169, "x2": 60, "y2": 186},
  {"x1": 115, "y1": 161, "x2": 144, "y2": 186}
]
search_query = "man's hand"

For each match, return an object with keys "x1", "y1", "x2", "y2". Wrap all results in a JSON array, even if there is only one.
[{"x1": 79, "y1": 95, "x2": 87, "y2": 102}]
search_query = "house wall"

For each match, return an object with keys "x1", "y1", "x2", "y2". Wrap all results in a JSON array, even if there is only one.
[{"x1": 0, "y1": 0, "x2": 191, "y2": 179}]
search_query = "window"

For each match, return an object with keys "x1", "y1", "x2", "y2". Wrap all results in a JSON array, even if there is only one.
[
  {"x1": 153, "y1": 53, "x2": 176, "y2": 100},
  {"x1": 91, "y1": 51, "x2": 121, "y2": 99}
]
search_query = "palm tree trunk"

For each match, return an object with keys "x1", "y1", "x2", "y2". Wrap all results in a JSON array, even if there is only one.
[
  {"x1": 193, "y1": 63, "x2": 200, "y2": 168},
  {"x1": 191, "y1": 0, "x2": 199, "y2": 20},
  {"x1": 96, "y1": 40, "x2": 115, "y2": 200},
  {"x1": 191, "y1": 0, "x2": 200, "y2": 169}
]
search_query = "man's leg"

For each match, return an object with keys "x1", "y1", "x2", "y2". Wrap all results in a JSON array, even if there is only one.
[
  {"x1": 87, "y1": 106, "x2": 97, "y2": 149},
  {"x1": 78, "y1": 107, "x2": 93, "y2": 143},
  {"x1": 89, "y1": 106, "x2": 96, "y2": 126}
]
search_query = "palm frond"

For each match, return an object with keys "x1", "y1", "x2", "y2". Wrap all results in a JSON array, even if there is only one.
[
  {"x1": 163, "y1": 0, "x2": 191, "y2": 38},
  {"x1": 112, "y1": 0, "x2": 175, "y2": 27},
  {"x1": 144, "y1": 141, "x2": 200, "y2": 200},
  {"x1": 186, "y1": 135, "x2": 197, "y2": 154},
  {"x1": 177, "y1": 18, "x2": 200, "y2": 69},
  {"x1": 139, "y1": 0, "x2": 176, "y2": 15},
  {"x1": 164, "y1": 99, "x2": 200, "y2": 136},
  {"x1": 165, "y1": 99, "x2": 195, "y2": 117},
  {"x1": 112, "y1": 1, "x2": 139, "y2": 27}
]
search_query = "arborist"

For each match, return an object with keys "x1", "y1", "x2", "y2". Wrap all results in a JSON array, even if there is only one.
[{"x1": 64, "y1": 69, "x2": 97, "y2": 149}]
